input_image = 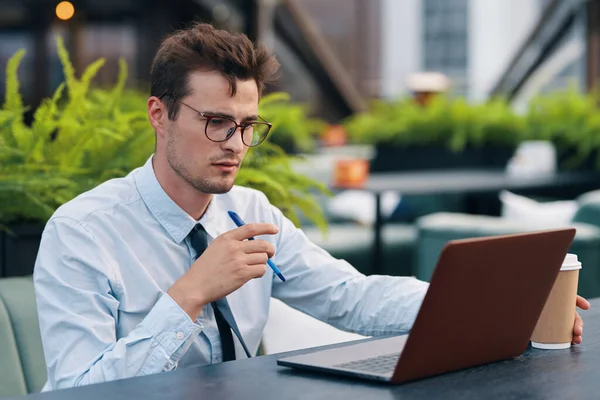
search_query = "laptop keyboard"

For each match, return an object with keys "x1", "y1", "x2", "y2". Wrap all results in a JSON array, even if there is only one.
[{"x1": 334, "y1": 352, "x2": 400, "y2": 375}]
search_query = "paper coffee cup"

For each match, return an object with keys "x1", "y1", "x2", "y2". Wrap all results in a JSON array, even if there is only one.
[{"x1": 531, "y1": 253, "x2": 581, "y2": 349}]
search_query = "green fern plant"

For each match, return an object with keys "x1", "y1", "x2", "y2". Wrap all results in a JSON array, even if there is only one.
[
  {"x1": 0, "y1": 38, "x2": 330, "y2": 231},
  {"x1": 344, "y1": 88, "x2": 600, "y2": 171},
  {"x1": 258, "y1": 92, "x2": 326, "y2": 153},
  {"x1": 526, "y1": 86, "x2": 600, "y2": 169},
  {"x1": 344, "y1": 95, "x2": 524, "y2": 152},
  {"x1": 236, "y1": 141, "x2": 330, "y2": 233}
]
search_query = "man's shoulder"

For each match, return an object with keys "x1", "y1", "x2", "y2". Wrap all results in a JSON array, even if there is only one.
[{"x1": 51, "y1": 171, "x2": 141, "y2": 224}]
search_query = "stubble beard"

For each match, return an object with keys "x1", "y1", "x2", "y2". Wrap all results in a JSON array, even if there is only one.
[{"x1": 165, "y1": 133, "x2": 235, "y2": 195}]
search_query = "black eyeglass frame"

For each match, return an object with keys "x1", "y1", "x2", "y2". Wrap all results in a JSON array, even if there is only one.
[{"x1": 161, "y1": 94, "x2": 273, "y2": 147}]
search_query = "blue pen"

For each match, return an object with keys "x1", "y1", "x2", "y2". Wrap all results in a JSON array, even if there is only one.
[{"x1": 227, "y1": 211, "x2": 286, "y2": 282}]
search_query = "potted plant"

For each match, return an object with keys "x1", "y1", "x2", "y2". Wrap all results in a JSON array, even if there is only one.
[
  {"x1": 344, "y1": 87, "x2": 600, "y2": 174},
  {"x1": 525, "y1": 87, "x2": 600, "y2": 171},
  {"x1": 0, "y1": 38, "x2": 330, "y2": 277},
  {"x1": 343, "y1": 95, "x2": 525, "y2": 172}
]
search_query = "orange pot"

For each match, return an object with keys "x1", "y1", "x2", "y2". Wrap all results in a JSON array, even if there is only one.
[{"x1": 334, "y1": 159, "x2": 369, "y2": 188}]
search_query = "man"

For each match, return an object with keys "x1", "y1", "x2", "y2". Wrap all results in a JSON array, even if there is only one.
[{"x1": 34, "y1": 23, "x2": 589, "y2": 391}]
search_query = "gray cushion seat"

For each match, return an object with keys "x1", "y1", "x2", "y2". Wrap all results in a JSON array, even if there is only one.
[
  {"x1": 0, "y1": 276, "x2": 47, "y2": 397},
  {"x1": 416, "y1": 212, "x2": 600, "y2": 298}
]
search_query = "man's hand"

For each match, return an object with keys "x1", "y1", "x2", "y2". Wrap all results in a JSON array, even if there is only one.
[
  {"x1": 168, "y1": 223, "x2": 278, "y2": 320},
  {"x1": 572, "y1": 295, "x2": 590, "y2": 345}
]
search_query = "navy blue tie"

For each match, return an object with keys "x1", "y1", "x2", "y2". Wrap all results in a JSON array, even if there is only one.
[{"x1": 188, "y1": 224, "x2": 252, "y2": 361}]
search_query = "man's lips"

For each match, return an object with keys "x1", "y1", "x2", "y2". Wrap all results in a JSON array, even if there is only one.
[
  {"x1": 212, "y1": 161, "x2": 240, "y2": 172},
  {"x1": 212, "y1": 161, "x2": 239, "y2": 167}
]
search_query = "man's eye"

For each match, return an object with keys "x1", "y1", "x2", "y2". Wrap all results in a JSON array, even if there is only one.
[{"x1": 208, "y1": 118, "x2": 227, "y2": 126}]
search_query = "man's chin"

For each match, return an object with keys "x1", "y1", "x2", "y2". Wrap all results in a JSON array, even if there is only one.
[
  {"x1": 194, "y1": 178, "x2": 235, "y2": 194},
  {"x1": 211, "y1": 184, "x2": 234, "y2": 194}
]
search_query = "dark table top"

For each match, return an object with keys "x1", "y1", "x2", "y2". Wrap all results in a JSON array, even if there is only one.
[
  {"x1": 13, "y1": 298, "x2": 600, "y2": 400},
  {"x1": 334, "y1": 169, "x2": 600, "y2": 195}
]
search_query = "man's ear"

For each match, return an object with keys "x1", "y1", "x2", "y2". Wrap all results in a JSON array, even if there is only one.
[{"x1": 148, "y1": 96, "x2": 168, "y2": 138}]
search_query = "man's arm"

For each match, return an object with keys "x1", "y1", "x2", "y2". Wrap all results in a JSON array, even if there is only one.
[
  {"x1": 266, "y1": 197, "x2": 589, "y2": 342},
  {"x1": 265, "y1": 197, "x2": 429, "y2": 336},
  {"x1": 34, "y1": 217, "x2": 202, "y2": 390}
]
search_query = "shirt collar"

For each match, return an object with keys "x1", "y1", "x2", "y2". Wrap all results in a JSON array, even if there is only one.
[{"x1": 134, "y1": 155, "x2": 228, "y2": 244}]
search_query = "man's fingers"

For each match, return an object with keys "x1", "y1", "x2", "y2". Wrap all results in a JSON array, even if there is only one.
[
  {"x1": 242, "y1": 239, "x2": 275, "y2": 258},
  {"x1": 576, "y1": 295, "x2": 591, "y2": 310},
  {"x1": 571, "y1": 298, "x2": 587, "y2": 347},
  {"x1": 573, "y1": 311, "x2": 584, "y2": 336},
  {"x1": 245, "y1": 252, "x2": 269, "y2": 266},
  {"x1": 246, "y1": 264, "x2": 268, "y2": 280},
  {"x1": 226, "y1": 223, "x2": 279, "y2": 241}
]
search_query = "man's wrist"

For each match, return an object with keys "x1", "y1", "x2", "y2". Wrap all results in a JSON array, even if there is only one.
[{"x1": 167, "y1": 281, "x2": 207, "y2": 321}]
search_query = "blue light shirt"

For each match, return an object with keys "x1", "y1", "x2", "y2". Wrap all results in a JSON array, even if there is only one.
[{"x1": 34, "y1": 156, "x2": 429, "y2": 391}]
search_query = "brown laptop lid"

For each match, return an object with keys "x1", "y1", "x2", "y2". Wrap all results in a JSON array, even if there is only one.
[{"x1": 392, "y1": 228, "x2": 576, "y2": 383}]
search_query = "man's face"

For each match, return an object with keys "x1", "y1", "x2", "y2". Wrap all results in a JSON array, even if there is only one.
[{"x1": 162, "y1": 70, "x2": 259, "y2": 194}]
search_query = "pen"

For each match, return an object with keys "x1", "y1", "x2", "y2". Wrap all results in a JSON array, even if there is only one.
[{"x1": 227, "y1": 210, "x2": 286, "y2": 282}]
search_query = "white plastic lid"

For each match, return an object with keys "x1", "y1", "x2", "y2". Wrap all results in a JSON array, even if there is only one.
[
  {"x1": 531, "y1": 341, "x2": 571, "y2": 350},
  {"x1": 561, "y1": 253, "x2": 582, "y2": 271}
]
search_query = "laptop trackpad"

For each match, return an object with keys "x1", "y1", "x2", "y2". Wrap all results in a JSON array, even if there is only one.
[{"x1": 277, "y1": 334, "x2": 408, "y2": 369}]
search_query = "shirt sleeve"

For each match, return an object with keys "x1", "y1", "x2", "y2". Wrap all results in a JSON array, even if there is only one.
[
  {"x1": 34, "y1": 217, "x2": 203, "y2": 391},
  {"x1": 265, "y1": 196, "x2": 430, "y2": 337}
]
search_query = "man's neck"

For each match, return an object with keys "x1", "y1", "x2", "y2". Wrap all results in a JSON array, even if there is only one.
[{"x1": 152, "y1": 156, "x2": 212, "y2": 221}]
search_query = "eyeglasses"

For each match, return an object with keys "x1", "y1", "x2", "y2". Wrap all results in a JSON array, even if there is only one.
[{"x1": 163, "y1": 95, "x2": 272, "y2": 147}]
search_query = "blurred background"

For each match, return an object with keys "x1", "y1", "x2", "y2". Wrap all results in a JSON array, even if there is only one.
[
  {"x1": 0, "y1": 0, "x2": 600, "y2": 282},
  {"x1": 3, "y1": 0, "x2": 600, "y2": 363},
  {"x1": 2, "y1": 0, "x2": 589, "y2": 120},
  {"x1": 4, "y1": 0, "x2": 600, "y2": 281}
]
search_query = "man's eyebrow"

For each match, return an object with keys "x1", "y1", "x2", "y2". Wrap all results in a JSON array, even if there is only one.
[
  {"x1": 201, "y1": 110, "x2": 235, "y2": 120},
  {"x1": 241, "y1": 115, "x2": 259, "y2": 123},
  {"x1": 202, "y1": 111, "x2": 259, "y2": 123}
]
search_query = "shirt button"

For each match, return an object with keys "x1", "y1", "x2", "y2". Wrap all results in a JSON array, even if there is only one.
[{"x1": 176, "y1": 332, "x2": 184, "y2": 340}]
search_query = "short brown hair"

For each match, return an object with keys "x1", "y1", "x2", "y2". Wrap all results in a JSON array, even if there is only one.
[{"x1": 150, "y1": 22, "x2": 280, "y2": 120}]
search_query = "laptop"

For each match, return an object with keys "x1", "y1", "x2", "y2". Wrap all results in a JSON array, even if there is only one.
[{"x1": 277, "y1": 228, "x2": 576, "y2": 384}]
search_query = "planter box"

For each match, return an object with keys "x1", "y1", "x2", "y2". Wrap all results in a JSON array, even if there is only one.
[
  {"x1": 1, "y1": 224, "x2": 44, "y2": 277},
  {"x1": 370, "y1": 144, "x2": 516, "y2": 172},
  {"x1": 557, "y1": 148, "x2": 600, "y2": 172}
]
